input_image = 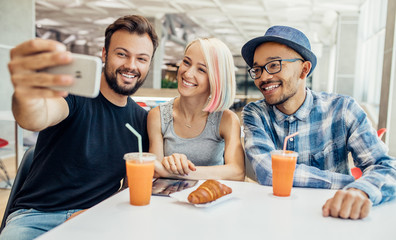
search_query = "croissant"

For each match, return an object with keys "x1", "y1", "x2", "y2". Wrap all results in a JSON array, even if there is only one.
[{"x1": 187, "y1": 180, "x2": 232, "y2": 204}]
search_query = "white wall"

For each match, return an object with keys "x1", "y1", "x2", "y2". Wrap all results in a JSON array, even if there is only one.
[
  {"x1": 0, "y1": 0, "x2": 35, "y2": 111},
  {"x1": 355, "y1": 0, "x2": 387, "y2": 108},
  {"x1": 0, "y1": 0, "x2": 35, "y2": 163},
  {"x1": 333, "y1": 14, "x2": 359, "y2": 97},
  {"x1": 378, "y1": 0, "x2": 396, "y2": 154},
  {"x1": 141, "y1": 17, "x2": 163, "y2": 89}
]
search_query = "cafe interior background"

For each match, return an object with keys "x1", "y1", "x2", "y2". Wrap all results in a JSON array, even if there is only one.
[{"x1": 0, "y1": 0, "x2": 396, "y2": 220}]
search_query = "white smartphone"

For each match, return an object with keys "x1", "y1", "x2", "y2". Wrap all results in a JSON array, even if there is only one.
[{"x1": 44, "y1": 53, "x2": 102, "y2": 98}]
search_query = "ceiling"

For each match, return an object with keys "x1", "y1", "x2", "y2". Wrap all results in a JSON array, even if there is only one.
[{"x1": 35, "y1": 0, "x2": 365, "y2": 67}]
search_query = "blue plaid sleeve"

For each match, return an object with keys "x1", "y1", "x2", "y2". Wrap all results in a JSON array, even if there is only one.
[
  {"x1": 343, "y1": 98, "x2": 396, "y2": 205},
  {"x1": 242, "y1": 102, "x2": 276, "y2": 186}
]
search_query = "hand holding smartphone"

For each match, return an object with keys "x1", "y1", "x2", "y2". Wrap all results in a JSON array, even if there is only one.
[{"x1": 44, "y1": 53, "x2": 102, "y2": 98}]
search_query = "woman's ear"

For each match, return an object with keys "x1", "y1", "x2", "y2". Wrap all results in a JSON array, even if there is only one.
[{"x1": 300, "y1": 61, "x2": 312, "y2": 79}]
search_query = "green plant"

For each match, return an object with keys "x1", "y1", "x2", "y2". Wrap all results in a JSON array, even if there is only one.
[{"x1": 161, "y1": 79, "x2": 178, "y2": 89}]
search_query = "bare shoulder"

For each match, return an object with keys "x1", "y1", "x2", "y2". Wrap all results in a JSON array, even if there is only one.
[
  {"x1": 147, "y1": 106, "x2": 160, "y2": 120},
  {"x1": 219, "y1": 110, "x2": 241, "y2": 138},
  {"x1": 221, "y1": 109, "x2": 240, "y2": 125},
  {"x1": 147, "y1": 106, "x2": 162, "y2": 130}
]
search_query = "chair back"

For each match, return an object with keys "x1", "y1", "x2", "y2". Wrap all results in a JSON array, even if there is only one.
[
  {"x1": 0, "y1": 146, "x2": 35, "y2": 233},
  {"x1": 377, "y1": 128, "x2": 387, "y2": 140},
  {"x1": 350, "y1": 128, "x2": 387, "y2": 180},
  {"x1": 0, "y1": 138, "x2": 8, "y2": 148}
]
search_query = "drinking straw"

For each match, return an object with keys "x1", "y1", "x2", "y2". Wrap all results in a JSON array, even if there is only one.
[
  {"x1": 125, "y1": 123, "x2": 143, "y2": 162},
  {"x1": 283, "y1": 132, "x2": 299, "y2": 151}
]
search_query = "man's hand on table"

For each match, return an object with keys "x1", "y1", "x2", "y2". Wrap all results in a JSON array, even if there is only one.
[{"x1": 322, "y1": 188, "x2": 372, "y2": 219}]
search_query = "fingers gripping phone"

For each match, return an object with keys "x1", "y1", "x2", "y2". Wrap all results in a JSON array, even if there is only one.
[{"x1": 44, "y1": 53, "x2": 102, "y2": 98}]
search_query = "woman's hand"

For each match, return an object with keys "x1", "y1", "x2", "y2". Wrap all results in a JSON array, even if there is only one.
[{"x1": 162, "y1": 153, "x2": 196, "y2": 176}]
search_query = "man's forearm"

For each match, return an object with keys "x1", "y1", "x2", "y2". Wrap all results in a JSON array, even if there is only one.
[
  {"x1": 12, "y1": 94, "x2": 51, "y2": 131},
  {"x1": 12, "y1": 93, "x2": 68, "y2": 132}
]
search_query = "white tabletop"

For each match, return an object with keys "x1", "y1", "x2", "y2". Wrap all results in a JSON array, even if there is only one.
[{"x1": 37, "y1": 180, "x2": 396, "y2": 240}]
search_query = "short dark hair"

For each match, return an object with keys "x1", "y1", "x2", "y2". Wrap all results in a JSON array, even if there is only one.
[{"x1": 104, "y1": 15, "x2": 159, "y2": 56}]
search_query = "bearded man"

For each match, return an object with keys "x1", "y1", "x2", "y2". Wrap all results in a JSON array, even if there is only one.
[{"x1": 1, "y1": 15, "x2": 158, "y2": 240}]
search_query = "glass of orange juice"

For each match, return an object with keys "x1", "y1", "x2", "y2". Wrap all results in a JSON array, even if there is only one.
[
  {"x1": 271, "y1": 150, "x2": 298, "y2": 197},
  {"x1": 124, "y1": 153, "x2": 156, "y2": 206}
]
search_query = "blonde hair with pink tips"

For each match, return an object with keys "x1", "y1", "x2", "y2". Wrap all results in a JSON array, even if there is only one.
[{"x1": 184, "y1": 38, "x2": 236, "y2": 112}]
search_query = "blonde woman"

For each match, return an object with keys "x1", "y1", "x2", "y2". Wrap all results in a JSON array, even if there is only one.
[{"x1": 148, "y1": 38, "x2": 245, "y2": 181}]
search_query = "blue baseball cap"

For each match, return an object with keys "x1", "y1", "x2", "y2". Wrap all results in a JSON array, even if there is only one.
[{"x1": 241, "y1": 25, "x2": 317, "y2": 77}]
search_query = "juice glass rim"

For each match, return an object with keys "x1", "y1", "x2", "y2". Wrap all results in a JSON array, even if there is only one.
[
  {"x1": 270, "y1": 150, "x2": 298, "y2": 157},
  {"x1": 124, "y1": 152, "x2": 157, "y2": 162}
]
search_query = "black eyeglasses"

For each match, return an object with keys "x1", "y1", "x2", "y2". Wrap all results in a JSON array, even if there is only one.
[{"x1": 248, "y1": 58, "x2": 304, "y2": 79}]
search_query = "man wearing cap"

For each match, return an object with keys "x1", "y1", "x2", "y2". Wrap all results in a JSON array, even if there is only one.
[{"x1": 241, "y1": 25, "x2": 396, "y2": 220}]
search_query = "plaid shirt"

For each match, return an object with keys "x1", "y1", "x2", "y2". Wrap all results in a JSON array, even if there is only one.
[{"x1": 243, "y1": 88, "x2": 396, "y2": 205}]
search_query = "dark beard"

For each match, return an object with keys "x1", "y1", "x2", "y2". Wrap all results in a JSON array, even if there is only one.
[
  {"x1": 266, "y1": 98, "x2": 285, "y2": 107},
  {"x1": 265, "y1": 90, "x2": 298, "y2": 107},
  {"x1": 260, "y1": 80, "x2": 297, "y2": 107},
  {"x1": 103, "y1": 59, "x2": 146, "y2": 96}
]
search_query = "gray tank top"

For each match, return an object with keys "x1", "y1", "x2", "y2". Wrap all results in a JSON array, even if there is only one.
[{"x1": 159, "y1": 99, "x2": 225, "y2": 166}]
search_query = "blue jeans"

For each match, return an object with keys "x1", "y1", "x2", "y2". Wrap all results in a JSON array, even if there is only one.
[{"x1": 0, "y1": 208, "x2": 82, "y2": 240}]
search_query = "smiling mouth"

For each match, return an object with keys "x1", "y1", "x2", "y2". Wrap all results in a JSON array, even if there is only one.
[
  {"x1": 182, "y1": 79, "x2": 197, "y2": 87},
  {"x1": 121, "y1": 73, "x2": 137, "y2": 79},
  {"x1": 260, "y1": 80, "x2": 282, "y2": 92},
  {"x1": 263, "y1": 84, "x2": 280, "y2": 91}
]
